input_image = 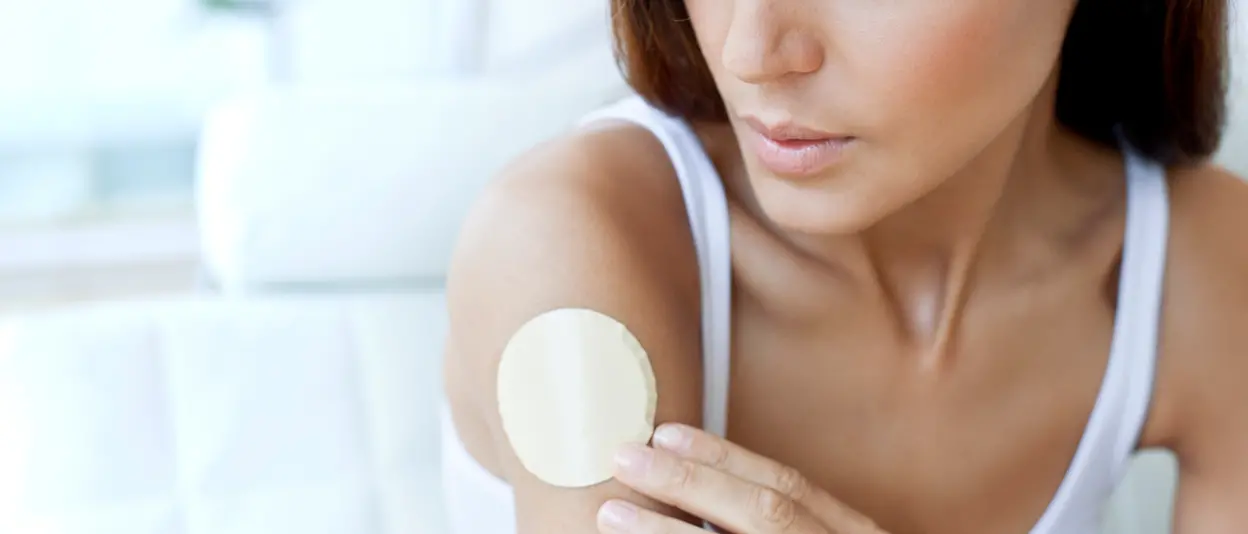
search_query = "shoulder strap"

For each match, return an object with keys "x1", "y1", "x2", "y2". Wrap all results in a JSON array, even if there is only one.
[
  {"x1": 1028, "y1": 147, "x2": 1169, "y2": 533},
  {"x1": 579, "y1": 97, "x2": 735, "y2": 438},
  {"x1": 1109, "y1": 148, "x2": 1168, "y2": 466}
]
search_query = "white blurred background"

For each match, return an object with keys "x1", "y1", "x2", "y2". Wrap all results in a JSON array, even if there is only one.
[
  {"x1": 0, "y1": 1, "x2": 1244, "y2": 534},
  {"x1": 0, "y1": 0, "x2": 624, "y2": 313}
]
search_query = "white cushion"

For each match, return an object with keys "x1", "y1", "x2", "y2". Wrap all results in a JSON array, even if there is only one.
[
  {"x1": 0, "y1": 294, "x2": 448, "y2": 534},
  {"x1": 196, "y1": 65, "x2": 628, "y2": 291}
]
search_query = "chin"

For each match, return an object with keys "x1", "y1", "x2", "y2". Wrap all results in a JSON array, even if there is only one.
[
  {"x1": 755, "y1": 188, "x2": 891, "y2": 236},
  {"x1": 748, "y1": 168, "x2": 899, "y2": 236},
  {"x1": 768, "y1": 209, "x2": 885, "y2": 236}
]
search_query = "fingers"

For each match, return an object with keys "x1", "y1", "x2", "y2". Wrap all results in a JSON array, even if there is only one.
[
  {"x1": 612, "y1": 444, "x2": 827, "y2": 533},
  {"x1": 651, "y1": 424, "x2": 882, "y2": 531},
  {"x1": 652, "y1": 424, "x2": 817, "y2": 502},
  {"x1": 596, "y1": 500, "x2": 707, "y2": 533}
]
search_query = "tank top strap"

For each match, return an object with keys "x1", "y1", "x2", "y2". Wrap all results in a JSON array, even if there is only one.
[
  {"x1": 1029, "y1": 145, "x2": 1169, "y2": 533},
  {"x1": 579, "y1": 96, "x2": 735, "y2": 437},
  {"x1": 1109, "y1": 147, "x2": 1169, "y2": 467}
]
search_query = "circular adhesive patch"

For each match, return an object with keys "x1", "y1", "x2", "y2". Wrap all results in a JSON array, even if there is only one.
[{"x1": 497, "y1": 308, "x2": 658, "y2": 487}]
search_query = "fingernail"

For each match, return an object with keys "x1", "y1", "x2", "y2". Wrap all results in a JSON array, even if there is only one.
[
  {"x1": 598, "y1": 500, "x2": 639, "y2": 529},
  {"x1": 651, "y1": 424, "x2": 689, "y2": 452},
  {"x1": 613, "y1": 444, "x2": 654, "y2": 476}
]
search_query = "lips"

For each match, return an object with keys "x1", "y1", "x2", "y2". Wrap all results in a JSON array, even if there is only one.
[{"x1": 741, "y1": 117, "x2": 854, "y2": 177}]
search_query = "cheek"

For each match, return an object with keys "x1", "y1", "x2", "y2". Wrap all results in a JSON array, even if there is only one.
[
  {"x1": 840, "y1": 0, "x2": 1072, "y2": 137},
  {"x1": 684, "y1": 0, "x2": 732, "y2": 74}
]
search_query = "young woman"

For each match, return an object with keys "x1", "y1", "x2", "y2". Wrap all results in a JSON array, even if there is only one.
[{"x1": 441, "y1": 0, "x2": 1247, "y2": 532}]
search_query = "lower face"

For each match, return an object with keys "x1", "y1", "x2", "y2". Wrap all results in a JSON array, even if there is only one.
[{"x1": 683, "y1": 0, "x2": 1079, "y2": 235}]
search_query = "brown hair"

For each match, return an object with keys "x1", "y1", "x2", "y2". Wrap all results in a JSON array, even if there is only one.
[{"x1": 610, "y1": 0, "x2": 1229, "y2": 166}]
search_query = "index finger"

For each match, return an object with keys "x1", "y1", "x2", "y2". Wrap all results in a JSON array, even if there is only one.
[
  {"x1": 612, "y1": 444, "x2": 826, "y2": 534},
  {"x1": 651, "y1": 423, "x2": 880, "y2": 530}
]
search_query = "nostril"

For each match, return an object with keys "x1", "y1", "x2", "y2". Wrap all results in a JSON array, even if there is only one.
[{"x1": 788, "y1": 34, "x2": 825, "y2": 75}]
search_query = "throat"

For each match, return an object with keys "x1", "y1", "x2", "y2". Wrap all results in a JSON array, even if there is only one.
[
  {"x1": 855, "y1": 136, "x2": 1018, "y2": 360},
  {"x1": 866, "y1": 238, "x2": 984, "y2": 364}
]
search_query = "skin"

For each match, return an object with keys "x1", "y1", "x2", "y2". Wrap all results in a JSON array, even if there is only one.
[
  {"x1": 442, "y1": 0, "x2": 1248, "y2": 532},
  {"x1": 603, "y1": 423, "x2": 891, "y2": 533}
]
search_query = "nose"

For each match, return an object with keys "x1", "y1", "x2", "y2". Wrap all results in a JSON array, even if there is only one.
[{"x1": 720, "y1": 0, "x2": 824, "y2": 85}]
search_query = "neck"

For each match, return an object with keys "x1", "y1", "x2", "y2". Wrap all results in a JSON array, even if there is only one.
[
  {"x1": 852, "y1": 122, "x2": 1032, "y2": 354},
  {"x1": 706, "y1": 72, "x2": 1124, "y2": 354},
  {"x1": 786, "y1": 76, "x2": 1088, "y2": 353}
]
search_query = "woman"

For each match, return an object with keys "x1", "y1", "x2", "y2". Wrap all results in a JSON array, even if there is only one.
[{"x1": 441, "y1": 0, "x2": 1247, "y2": 532}]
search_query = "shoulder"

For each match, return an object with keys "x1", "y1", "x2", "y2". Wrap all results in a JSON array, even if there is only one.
[
  {"x1": 1147, "y1": 163, "x2": 1248, "y2": 452},
  {"x1": 1165, "y1": 163, "x2": 1248, "y2": 334},
  {"x1": 450, "y1": 121, "x2": 699, "y2": 284},
  {"x1": 1150, "y1": 163, "x2": 1248, "y2": 529},
  {"x1": 1165, "y1": 164, "x2": 1248, "y2": 316},
  {"x1": 441, "y1": 123, "x2": 706, "y2": 529},
  {"x1": 1169, "y1": 163, "x2": 1248, "y2": 264},
  {"x1": 444, "y1": 122, "x2": 703, "y2": 344}
]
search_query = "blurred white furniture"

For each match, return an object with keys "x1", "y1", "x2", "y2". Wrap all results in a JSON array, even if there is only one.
[
  {"x1": 2, "y1": 4, "x2": 1247, "y2": 534},
  {"x1": 0, "y1": 294, "x2": 452, "y2": 534},
  {"x1": 0, "y1": 0, "x2": 273, "y2": 223},
  {"x1": 0, "y1": 1, "x2": 625, "y2": 533},
  {"x1": 0, "y1": 0, "x2": 271, "y2": 148},
  {"x1": 0, "y1": 0, "x2": 591, "y2": 223}
]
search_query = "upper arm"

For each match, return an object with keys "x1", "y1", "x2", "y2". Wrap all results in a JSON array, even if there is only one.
[
  {"x1": 441, "y1": 131, "x2": 705, "y2": 532},
  {"x1": 1155, "y1": 166, "x2": 1248, "y2": 533}
]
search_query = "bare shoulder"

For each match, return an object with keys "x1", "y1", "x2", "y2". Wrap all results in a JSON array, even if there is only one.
[
  {"x1": 1165, "y1": 163, "x2": 1248, "y2": 332},
  {"x1": 1148, "y1": 163, "x2": 1248, "y2": 452},
  {"x1": 1169, "y1": 163, "x2": 1248, "y2": 264},
  {"x1": 445, "y1": 123, "x2": 699, "y2": 304},
  {"x1": 441, "y1": 124, "x2": 703, "y2": 531},
  {"x1": 1151, "y1": 163, "x2": 1248, "y2": 532}
]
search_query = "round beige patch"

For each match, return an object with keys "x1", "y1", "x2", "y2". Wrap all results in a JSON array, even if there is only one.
[{"x1": 497, "y1": 308, "x2": 658, "y2": 488}]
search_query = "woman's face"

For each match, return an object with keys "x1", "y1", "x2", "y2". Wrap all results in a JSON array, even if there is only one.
[{"x1": 685, "y1": 0, "x2": 1079, "y2": 234}]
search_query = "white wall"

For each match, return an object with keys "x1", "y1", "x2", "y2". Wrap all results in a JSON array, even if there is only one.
[
  {"x1": 0, "y1": 0, "x2": 270, "y2": 147},
  {"x1": 0, "y1": 0, "x2": 272, "y2": 223},
  {"x1": 283, "y1": 0, "x2": 466, "y2": 81},
  {"x1": 1216, "y1": 0, "x2": 1248, "y2": 174}
]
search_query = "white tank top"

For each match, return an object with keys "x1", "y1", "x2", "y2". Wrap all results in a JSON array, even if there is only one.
[{"x1": 439, "y1": 96, "x2": 1170, "y2": 534}]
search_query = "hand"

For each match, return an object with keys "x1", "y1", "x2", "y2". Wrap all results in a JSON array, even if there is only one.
[{"x1": 598, "y1": 423, "x2": 888, "y2": 533}]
